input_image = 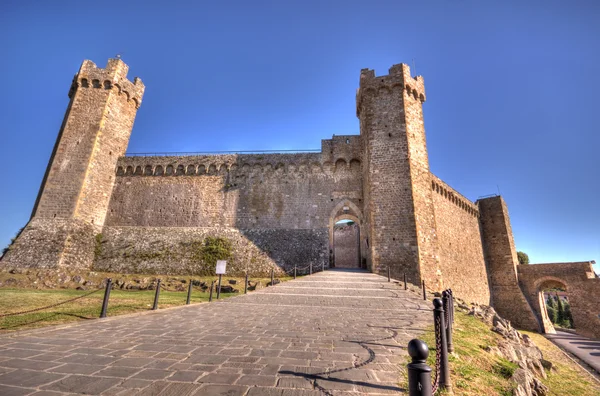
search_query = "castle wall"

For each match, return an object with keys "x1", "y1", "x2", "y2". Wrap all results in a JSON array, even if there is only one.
[
  {"x1": 95, "y1": 226, "x2": 327, "y2": 276},
  {"x1": 430, "y1": 176, "x2": 490, "y2": 304},
  {"x1": 479, "y1": 196, "x2": 540, "y2": 331},
  {"x1": 99, "y1": 143, "x2": 363, "y2": 274}
]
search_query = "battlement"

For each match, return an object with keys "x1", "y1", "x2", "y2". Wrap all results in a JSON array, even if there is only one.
[
  {"x1": 431, "y1": 174, "x2": 479, "y2": 217},
  {"x1": 358, "y1": 63, "x2": 426, "y2": 103},
  {"x1": 69, "y1": 58, "x2": 145, "y2": 108},
  {"x1": 115, "y1": 151, "x2": 362, "y2": 178}
]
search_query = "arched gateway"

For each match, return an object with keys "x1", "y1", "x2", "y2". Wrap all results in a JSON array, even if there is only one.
[{"x1": 329, "y1": 200, "x2": 365, "y2": 269}]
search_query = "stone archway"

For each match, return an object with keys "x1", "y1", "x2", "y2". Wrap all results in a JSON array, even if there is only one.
[
  {"x1": 329, "y1": 200, "x2": 365, "y2": 269},
  {"x1": 534, "y1": 277, "x2": 571, "y2": 334}
]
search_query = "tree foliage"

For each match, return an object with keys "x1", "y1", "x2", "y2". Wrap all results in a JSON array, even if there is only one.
[{"x1": 517, "y1": 251, "x2": 529, "y2": 265}]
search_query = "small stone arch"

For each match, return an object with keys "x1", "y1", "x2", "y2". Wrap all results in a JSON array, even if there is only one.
[
  {"x1": 208, "y1": 164, "x2": 218, "y2": 175},
  {"x1": 176, "y1": 165, "x2": 185, "y2": 176},
  {"x1": 125, "y1": 166, "x2": 134, "y2": 176},
  {"x1": 197, "y1": 164, "x2": 206, "y2": 175},
  {"x1": 349, "y1": 159, "x2": 361, "y2": 172},
  {"x1": 154, "y1": 165, "x2": 164, "y2": 176},
  {"x1": 219, "y1": 164, "x2": 229, "y2": 174},
  {"x1": 186, "y1": 165, "x2": 196, "y2": 175},
  {"x1": 165, "y1": 165, "x2": 174, "y2": 176},
  {"x1": 92, "y1": 79, "x2": 101, "y2": 88},
  {"x1": 103, "y1": 80, "x2": 112, "y2": 90},
  {"x1": 81, "y1": 78, "x2": 89, "y2": 88},
  {"x1": 144, "y1": 165, "x2": 153, "y2": 176},
  {"x1": 116, "y1": 166, "x2": 124, "y2": 176}
]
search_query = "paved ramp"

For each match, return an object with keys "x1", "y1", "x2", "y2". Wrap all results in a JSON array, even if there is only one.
[{"x1": 0, "y1": 269, "x2": 432, "y2": 395}]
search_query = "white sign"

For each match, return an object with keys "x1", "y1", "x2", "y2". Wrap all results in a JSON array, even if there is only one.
[{"x1": 216, "y1": 260, "x2": 227, "y2": 275}]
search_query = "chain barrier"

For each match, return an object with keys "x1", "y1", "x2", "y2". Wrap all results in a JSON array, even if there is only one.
[
  {"x1": 431, "y1": 314, "x2": 442, "y2": 395},
  {"x1": 0, "y1": 287, "x2": 103, "y2": 318}
]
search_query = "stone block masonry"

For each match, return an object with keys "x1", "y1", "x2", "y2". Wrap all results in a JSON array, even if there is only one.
[{"x1": 2, "y1": 57, "x2": 597, "y2": 339}]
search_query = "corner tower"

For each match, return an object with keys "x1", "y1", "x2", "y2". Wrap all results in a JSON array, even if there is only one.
[
  {"x1": 3, "y1": 58, "x2": 144, "y2": 269},
  {"x1": 356, "y1": 64, "x2": 439, "y2": 286}
]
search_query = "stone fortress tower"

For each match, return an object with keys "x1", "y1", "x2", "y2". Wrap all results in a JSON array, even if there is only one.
[
  {"x1": 5, "y1": 59, "x2": 144, "y2": 269},
  {"x1": 3, "y1": 58, "x2": 599, "y2": 338}
]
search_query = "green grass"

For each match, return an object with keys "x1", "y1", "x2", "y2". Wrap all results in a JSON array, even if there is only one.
[
  {"x1": 0, "y1": 280, "x2": 265, "y2": 332},
  {"x1": 411, "y1": 310, "x2": 600, "y2": 395}
]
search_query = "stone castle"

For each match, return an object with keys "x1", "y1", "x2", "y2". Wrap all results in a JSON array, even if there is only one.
[{"x1": 2, "y1": 58, "x2": 599, "y2": 338}]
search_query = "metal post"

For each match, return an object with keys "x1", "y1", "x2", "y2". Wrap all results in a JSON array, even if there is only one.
[
  {"x1": 422, "y1": 280, "x2": 427, "y2": 301},
  {"x1": 294, "y1": 265, "x2": 297, "y2": 279},
  {"x1": 209, "y1": 280, "x2": 214, "y2": 302},
  {"x1": 217, "y1": 274, "x2": 222, "y2": 299},
  {"x1": 433, "y1": 298, "x2": 451, "y2": 392},
  {"x1": 310, "y1": 262, "x2": 313, "y2": 275},
  {"x1": 100, "y1": 278, "x2": 112, "y2": 318},
  {"x1": 444, "y1": 290, "x2": 454, "y2": 353},
  {"x1": 404, "y1": 273, "x2": 407, "y2": 290},
  {"x1": 152, "y1": 279, "x2": 161, "y2": 310},
  {"x1": 186, "y1": 280, "x2": 193, "y2": 305},
  {"x1": 388, "y1": 267, "x2": 391, "y2": 282},
  {"x1": 407, "y1": 339, "x2": 433, "y2": 396},
  {"x1": 244, "y1": 273, "x2": 248, "y2": 294},
  {"x1": 271, "y1": 268, "x2": 274, "y2": 286},
  {"x1": 322, "y1": 261, "x2": 325, "y2": 272}
]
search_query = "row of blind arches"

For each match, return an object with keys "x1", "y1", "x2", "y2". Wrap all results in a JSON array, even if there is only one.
[
  {"x1": 431, "y1": 180, "x2": 479, "y2": 218},
  {"x1": 116, "y1": 158, "x2": 361, "y2": 177}
]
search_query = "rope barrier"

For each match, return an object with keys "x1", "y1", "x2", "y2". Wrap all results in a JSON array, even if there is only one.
[{"x1": 0, "y1": 288, "x2": 103, "y2": 318}]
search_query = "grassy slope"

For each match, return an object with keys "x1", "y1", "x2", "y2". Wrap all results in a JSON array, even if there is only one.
[{"x1": 415, "y1": 311, "x2": 600, "y2": 395}]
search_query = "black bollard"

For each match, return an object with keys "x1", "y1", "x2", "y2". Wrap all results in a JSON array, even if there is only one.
[
  {"x1": 444, "y1": 289, "x2": 454, "y2": 353},
  {"x1": 244, "y1": 273, "x2": 248, "y2": 294},
  {"x1": 433, "y1": 298, "x2": 451, "y2": 392},
  {"x1": 388, "y1": 267, "x2": 391, "y2": 282},
  {"x1": 422, "y1": 280, "x2": 427, "y2": 301},
  {"x1": 407, "y1": 339, "x2": 432, "y2": 396},
  {"x1": 271, "y1": 268, "x2": 274, "y2": 286},
  {"x1": 152, "y1": 279, "x2": 161, "y2": 310},
  {"x1": 217, "y1": 274, "x2": 222, "y2": 299},
  {"x1": 310, "y1": 262, "x2": 313, "y2": 275},
  {"x1": 404, "y1": 273, "x2": 407, "y2": 290},
  {"x1": 100, "y1": 278, "x2": 112, "y2": 318},
  {"x1": 209, "y1": 280, "x2": 214, "y2": 302},
  {"x1": 294, "y1": 265, "x2": 297, "y2": 279},
  {"x1": 186, "y1": 280, "x2": 193, "y2": 305}
]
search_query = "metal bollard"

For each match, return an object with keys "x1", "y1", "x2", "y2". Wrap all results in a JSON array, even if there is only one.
[
  {"x1": 322, "y1": 261, "x2": 325, "y2": 272},
  {"x1": 271, "y1": 268, "x2": 274, "y2": 286},
  {"x1": 422, "y1": 280, "x2": 427, "y2": 301},
  {"x1": 404, "y1": 273, "x2": 407, "y2": 290},
  {"x1": 217, "y1": 274, "x2": 222, "y2": 299},
  {"x1": 209, "y1": 280, "x2": 215, "y2": 302},
  {"x1": 310, "y1": 262, "x2": 313, "y2": 275},
  {"x1": 244, "y1": 273, "x2": 248, "y2": 294},
  {"x1": 433, "y1": 298, "x2": 452, "y2": 392},
  {"x1": 294, "y1": 265, "x2": 297, "y2": 279},
  {"x1": 407, "y1": 339, "x2": 432, "y2": 396},
  {"x1": 100, "y1": 278, "x2": 112, "y2": 318},
  {"x1": 152, "y1": 279, "x2": 161, "y2": 310},
  {"x1": 186, "y1": 280, "x2": 193, "y2": 305},
  {"x1": 388, "y1": 267, "x2": 391, "y2": 282},
  {"x1": 443, "y1": 289, "x2": 454, "y2": 353}
]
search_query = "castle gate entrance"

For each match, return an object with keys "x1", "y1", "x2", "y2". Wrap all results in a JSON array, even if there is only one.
[
  {"x1": 333, "y1": 220, "x2": 360, "y2": 268},
  {"x1": 329, "y1": 200, "x2": 364, "y2": 269}
]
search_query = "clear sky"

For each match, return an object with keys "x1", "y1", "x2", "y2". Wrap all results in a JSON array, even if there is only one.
[{"x1": 0, "y1": 0, "x2": 598, "y2": 273}]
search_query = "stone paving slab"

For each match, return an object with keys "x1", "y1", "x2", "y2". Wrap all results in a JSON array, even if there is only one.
[{"x1": 0, "y1": 269, "x2": 432, "y2": 395}]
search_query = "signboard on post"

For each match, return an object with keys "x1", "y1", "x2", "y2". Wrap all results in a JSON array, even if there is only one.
[{"x1": 216, "y1": 260, "x2": 227, "y2": 275}]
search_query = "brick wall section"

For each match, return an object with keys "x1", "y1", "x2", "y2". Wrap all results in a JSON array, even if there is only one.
[
  {"x1": 478, "y1": 196, "x2": 540, "y2": 331},
  {"x1": 333, "y1": 223, "x2": 360, "y2": 268},
  {"x1": 356, "y1": 64, "x2": 438, "y2": 284},
  {"x1": 518, "y1": 261, "x2": 600, "y2": 339},
  {"x1": 2, "y1": 59, "x2": 144, "y2": 269},
  {"x1": 430, "y1": 176, "x2": 490, "y2": 304},
  {"x1": 95, "y1": 226, "x2": 328, "y2": 275}
]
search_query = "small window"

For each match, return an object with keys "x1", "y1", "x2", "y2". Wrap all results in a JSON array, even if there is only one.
[{"x1": 346, "y1": 138, "x2": 350, "y2": 144}]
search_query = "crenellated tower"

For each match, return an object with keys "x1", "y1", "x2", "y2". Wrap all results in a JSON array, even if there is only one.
[
  {"x1": 356, "y1": 64, "x2": 440, "y2": 287},
  {"x1": 3, "y1": 58, "x2": 144, "y2": 269}
]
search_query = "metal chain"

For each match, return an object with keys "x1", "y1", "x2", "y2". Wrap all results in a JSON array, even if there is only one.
[
  {"x1": 0, "y1": 288, "x2": 103, "y2": 318},
  {"x1": 431, "y1": 314, "x2": 442, "y2": 395}
]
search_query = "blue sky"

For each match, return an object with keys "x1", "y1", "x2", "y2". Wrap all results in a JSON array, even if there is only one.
[{"x1": 0, "y1": 0, "x2": 598, "y2": 273}]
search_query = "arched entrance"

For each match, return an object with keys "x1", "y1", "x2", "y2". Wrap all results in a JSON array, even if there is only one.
[
  {"x1": 329, "y1": 200, "x2": 365, "y2": 269},
  {"x1": 536, "y1": 277, "x2": 575, "y2": 334}
]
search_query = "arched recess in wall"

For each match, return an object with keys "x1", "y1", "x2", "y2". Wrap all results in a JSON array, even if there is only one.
[{"x1": 328, "y1": 199, "x2": 365, "y2": 269}]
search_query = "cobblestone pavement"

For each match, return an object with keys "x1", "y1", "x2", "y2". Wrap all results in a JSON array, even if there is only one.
[
  {"x1": 546, "y1": 330, "x2": 600, "y2": 374},
  {"x1": 0, "y1": 269, "x2": 433, "y2": 395}
]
